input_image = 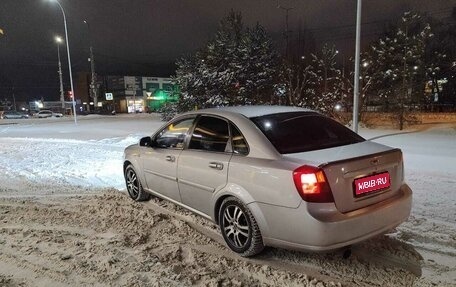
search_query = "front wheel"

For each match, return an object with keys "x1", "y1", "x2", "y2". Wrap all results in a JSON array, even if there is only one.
[
  {"x1": 219, "y1": 197, "x2": 264, "y2": 257},
  {"x1": 124, "y1": 164, "x2": 150, "y2": 201}
]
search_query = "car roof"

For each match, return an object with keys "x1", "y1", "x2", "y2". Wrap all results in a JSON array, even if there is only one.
[{"x1": 193, "y1": 105, "x2": 315, "y2": 118}]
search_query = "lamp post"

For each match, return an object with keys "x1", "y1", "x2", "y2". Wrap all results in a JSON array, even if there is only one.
[
  {"x1": 84, "y1": 20, "x2": 98, "y2": 111},
  {"x1": 352, "y1": 0, "x2": 362, "y2": 133},
  {"x1": 55, "y1": 36, "x2": 65, "y2": 110},
  {"x1": 49, "y1": 0, "x2": 77, "y2": 124}
]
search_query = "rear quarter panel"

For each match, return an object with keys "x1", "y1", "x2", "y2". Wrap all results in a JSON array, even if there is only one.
[{"x1": 223, "y1": 155, "x2": 302, "y2": 208}]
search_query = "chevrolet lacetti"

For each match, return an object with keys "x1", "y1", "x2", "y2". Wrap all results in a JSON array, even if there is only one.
[{"x1": 123, "y1": 106, "x2": 412, "y2": 256}]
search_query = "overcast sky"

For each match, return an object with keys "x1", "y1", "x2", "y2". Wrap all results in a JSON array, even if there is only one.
[{"x1": 1, "y1": 0, "x2": 455, "y2": 101}]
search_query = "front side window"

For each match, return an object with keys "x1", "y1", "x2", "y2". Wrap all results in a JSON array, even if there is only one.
[
  {"x1": 155, "y1": 117, "x2": 195, "y2": 149},
  {"x1": 251, "y1": 112, "x2": 365, "y2": 154},
  {"x1": 189, "y1": 116, "x2": 230, "y2": 153}
]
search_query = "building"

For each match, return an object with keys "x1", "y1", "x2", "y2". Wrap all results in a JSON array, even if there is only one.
[
  {"x1": 142, "y1": 77, "x2": 179, "y2": 112},
  {"x1": 97, "y1": 75, "x2": 179, "y2": 113}
]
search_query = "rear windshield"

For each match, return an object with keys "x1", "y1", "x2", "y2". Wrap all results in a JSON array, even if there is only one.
[{"x1": 250, "y1": 112, "x2": 365, "y2": 154}]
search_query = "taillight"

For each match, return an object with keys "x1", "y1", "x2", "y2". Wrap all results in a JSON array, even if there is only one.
[{"x1": 293, "y1": 165, "x2": 334, "y2": 203}]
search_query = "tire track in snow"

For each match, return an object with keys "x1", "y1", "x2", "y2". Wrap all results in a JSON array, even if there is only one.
[{"x1": 144, "y1": 197, "x2": 422, "y2": 286}]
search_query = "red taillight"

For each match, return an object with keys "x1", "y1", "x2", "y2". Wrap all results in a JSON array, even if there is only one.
[{"x1": 293, "y1": 165, "x2": 334, "y2": 203}]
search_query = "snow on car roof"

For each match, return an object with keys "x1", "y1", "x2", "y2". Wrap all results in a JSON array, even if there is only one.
[{"x1": 197, "y1": 105, "x2": 315, "y2": 118}]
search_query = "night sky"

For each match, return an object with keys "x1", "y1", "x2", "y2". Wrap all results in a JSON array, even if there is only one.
[{"x1": 1, "y1": 0, "x2": 455, "y2": 102}]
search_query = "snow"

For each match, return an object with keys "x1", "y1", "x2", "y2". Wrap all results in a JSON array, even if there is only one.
[
  {"x1": 0, "y1": 114, "x2": 163, "y2": 193},
  {"x1": 0, "y1": 114, "x2": 455, "y2": 285},
  {"x1": 359, "y1": 124, "x2": 456, "y2": 285}
]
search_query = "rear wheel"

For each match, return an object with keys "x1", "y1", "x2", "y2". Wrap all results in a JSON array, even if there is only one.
[
  {"x1": 219, "y1": 197, "x2": 264, "y2": 257},
  {"x1": 124, "y1": 164, "x2": 150, "y2": 201}
]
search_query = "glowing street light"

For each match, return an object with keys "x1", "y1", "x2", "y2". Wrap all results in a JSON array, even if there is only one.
[{"x1": 48, "y1": 0, "x2": 77, "y2": 124}]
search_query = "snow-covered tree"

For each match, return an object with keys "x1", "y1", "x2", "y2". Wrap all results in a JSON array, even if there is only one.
[
  {"x1": 172, "y1": 10, "x2": 279, "y2": 115},
  {"x1": 306, "y1": 44, "x2": 344, "y2": 115},
  {"x1": 366, "y1": 12, "x2": 433, "y2": 129},
  {"x1": 279, "y1": 44, "x2": 344, "y2": 116},
  {"x1": 238, "y1": 24, "x2": 278, "y2": 104},
  {"x1": 280, "y1": 60, "x2": 318, "y2": 107}
]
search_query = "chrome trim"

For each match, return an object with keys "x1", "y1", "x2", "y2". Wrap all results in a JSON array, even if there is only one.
[{"x1": 319, "y1": 148, "x2": 401, "y2": 168}]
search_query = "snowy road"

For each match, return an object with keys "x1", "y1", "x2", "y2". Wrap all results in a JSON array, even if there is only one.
[{"x1": 0, "y1": 114, "x2": 455, "y2": 286}]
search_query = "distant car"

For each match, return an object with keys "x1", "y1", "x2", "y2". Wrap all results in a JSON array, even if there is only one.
[
  {"x1": 123, "y1": 106, "x2": 412, "y2": 257},
  {"x1": 36, "y1": 110, "x2": 63, "y2": 118},
  {"x1": 29, "y1": 110, "x2": 39, "y2": 117},
  {"x1": 1, "y1": 111, "x2": 29, "y2": 119}
]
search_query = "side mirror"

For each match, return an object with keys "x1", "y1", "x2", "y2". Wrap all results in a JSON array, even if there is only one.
[{"x1": 139, "y1": 136, "x2": 154, "y2": 147}]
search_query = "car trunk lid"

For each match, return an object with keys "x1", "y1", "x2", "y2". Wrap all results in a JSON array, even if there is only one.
[{"x1": 284, "y1": 141, "x2": 404, "y2": 213}]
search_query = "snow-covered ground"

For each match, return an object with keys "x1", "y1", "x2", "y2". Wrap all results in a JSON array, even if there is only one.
[
  {"x1": 0, "y1": 114, "x2": 455, "y2": 286},
  {"x1": 0, "y1": 114, "x2": 164, "y2": 193}
]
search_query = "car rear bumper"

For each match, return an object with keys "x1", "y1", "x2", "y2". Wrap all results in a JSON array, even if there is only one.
[{"x1": 251, "y1": 183, "x2": 412, "y2": 252}]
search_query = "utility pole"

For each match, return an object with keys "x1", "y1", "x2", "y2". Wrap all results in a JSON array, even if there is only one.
[
  {"x1": 276, "y1": 0, "x2": 293, "y2": 60},
  {"x1": 12, "y1": 87, "x2": 16, "y2": 111},
  {"x1": 84, "y1": 20, "x2": 97, "y2": 110},
  {"x1": 55, "y1": 36, "x2": 65, "y2": 110}
]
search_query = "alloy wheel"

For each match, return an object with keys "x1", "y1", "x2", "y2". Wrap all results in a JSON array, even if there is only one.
[
  {"x1": 126, "y1": 168, "x2": 139, "y2": 198},
  {"x1": 222, "y1": 205, "x2": 250, "y2": 249}
]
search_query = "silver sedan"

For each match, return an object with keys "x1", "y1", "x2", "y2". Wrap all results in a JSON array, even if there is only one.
[{"x1": 123, "y1": 106, "x2": 412, "y2": 256}]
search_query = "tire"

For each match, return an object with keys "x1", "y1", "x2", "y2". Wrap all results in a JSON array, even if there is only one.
[
  {"x1": 124, "y1": 164, "x2": 150, "y2": 201},
  {"x1": 219, "y1": 196, "x2": 264, "y2": 257}
]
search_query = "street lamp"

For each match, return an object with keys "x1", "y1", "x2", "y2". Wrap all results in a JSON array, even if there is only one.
[
  {"x1": 352, "y1": 0, "x2": 362, "y2": 133},
  {"x1": 49, "y1": 0, "x2": 77, "y2": 124},
  {"x1": 55, "y1": 36, "x2": 65, "y2": 110}
]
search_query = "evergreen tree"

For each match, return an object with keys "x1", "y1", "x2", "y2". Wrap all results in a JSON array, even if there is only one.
[
  {"x1": 171, "y1": 10, "x2": 279, "y2": 116},
  {"x1": 238, "y1": 24, "x2": 278, "y2": 104}
]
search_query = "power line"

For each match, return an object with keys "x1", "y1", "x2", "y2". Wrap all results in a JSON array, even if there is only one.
[{"x1": 300, "y1": 7, "x2": 455, "y2": 34}]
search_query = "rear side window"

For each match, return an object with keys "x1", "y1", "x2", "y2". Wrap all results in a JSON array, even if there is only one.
[
  {"x1": 251, "y1": 112, "x2": 365, "y2": 154},
  {"x1": 189, "y1": 116, "x2": 230, "y2": 153},
  {"x1": 231, "y1": 124, "x2": 249, "y2": 155}
]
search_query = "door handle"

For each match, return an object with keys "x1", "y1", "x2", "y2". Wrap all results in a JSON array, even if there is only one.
[
  {"x1": 165, "y1": 155, "x2": 175, "y2": 162},
  {"x1": 209, "y1": 162, "x2": 224, "y2": 170}
]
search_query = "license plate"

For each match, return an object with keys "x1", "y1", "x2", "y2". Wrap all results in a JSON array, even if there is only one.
[{"x1": 354, "y1": 172, "x2": 390, "y2": 197}]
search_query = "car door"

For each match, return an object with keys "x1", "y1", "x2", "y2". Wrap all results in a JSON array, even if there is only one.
[
  {"x1": 141, "y1": 116, "x2": 196, "y2": 202},
  {"x1": 177, "y1": 115, "x2": 233, "y2": 215}
]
